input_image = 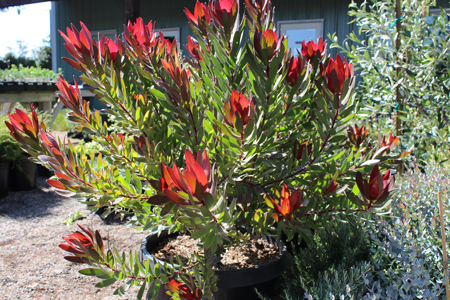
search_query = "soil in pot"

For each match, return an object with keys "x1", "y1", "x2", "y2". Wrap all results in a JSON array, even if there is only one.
[
  {"x1": 140, "y1": 231, "x2": 289, "y2": 300},
  {"x1": 0, "y1": 161, "x2": 10, "y2": 199},
  {"x1": 8, "y1": 158, "x2": 37, "y2": 192}
]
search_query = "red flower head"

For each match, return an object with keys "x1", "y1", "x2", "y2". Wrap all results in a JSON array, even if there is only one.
[
  {"x1": 254, "y1": 29, "x2": 282, "y2": 66},
  {"x1": 59, "y1": 225, "x2": 104, "y2": 264},
  {"x1": 166, "y1": 278, "x2": 203, "y2": 300},
  {"x1": 381, "y1": 133, "x2": 399, "y2": 154},
  {"x1": 286, "y1": 55, "x2": 306, "y2": 86},
  {"x1": 185, "y1": 1, "x2": 211, "y2": 31},
  {"x1": 99, "y1": 36, "x2": 119, "y2": 62},
  {"x1": 347, "y1": 124, "x2": 368, "y2": 148},
  {"x1": 151, "y1": 150, "x2": 212, "y2": 206},
  {"x1": 125, "y1": 18, "x2": 157, "y2": 51},
  {"x1": 322, "y1": 54, "x2": 354, "y2": 95},
  {"x1": 301, "y1": 37, "x2": 326, "y2": 63},
  {"x1": 265, "y1": 184, "x2": 303, "y2": 221},
  {"x1": 356, "y1": 165, "x2": 395, "y2": 204},
  {"x1": 209, "y1": 0, "x2": 239, "y2": 38},
  {"x1": 224, "y1": 90, "x2": 255, "y2": 132},
  {"x1": 187, "y1": 36, "x2": 203, "y2": 61}
]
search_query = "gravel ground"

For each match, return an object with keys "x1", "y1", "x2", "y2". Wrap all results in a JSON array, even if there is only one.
[{"x1": 0, "y1": 177, "x2": 148, "y2": 300}]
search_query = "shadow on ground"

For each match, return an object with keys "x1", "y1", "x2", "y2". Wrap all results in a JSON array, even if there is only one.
[{"x1": 0, "y1": 177, "x2": 62, "y2": 219}]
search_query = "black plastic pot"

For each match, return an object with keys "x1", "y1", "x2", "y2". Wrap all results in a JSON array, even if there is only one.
[
  {"x1": 0, "y1": 161, "x2": 10, "y2": 198},
  {"x1": 9, "y1": 158, "x2": 37, "y2": 191},
  {"x1": 37, "y1": 164, "x2": 54, "y2": 178},
  {"x1": 139, "y1": 231, "x2": 289, "y2": 300}
]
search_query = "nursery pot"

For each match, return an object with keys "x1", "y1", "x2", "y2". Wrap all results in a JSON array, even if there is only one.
[
  {"x1": 37, "y1": 164, "x2": 54, "y2": 178},
  {"x1": 9, "y1": 158, "x2": 37, "y2": 191},
  {"x1": 139, "y1": 231, "x2": 289, "y2": 300},
  {"x1": 0, "y1": 161, "x2": 10, "y2": 198}
]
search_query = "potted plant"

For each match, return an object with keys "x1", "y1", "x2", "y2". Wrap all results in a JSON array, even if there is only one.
[
  {"x1": 0, "y1": 135, "x2": 21, "y2": 198},
  {"x1": 5, "y1": 0, "x2": 409, "y2": 299},
  {"x1": 0, "y1": 113, "x2": 38, "y2": 196}
]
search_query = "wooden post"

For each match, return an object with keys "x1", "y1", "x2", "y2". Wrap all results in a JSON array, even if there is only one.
[
  {"x1": 438, "y1": 191, "x2": 450, "y2": 300},
  {"x1": 125, "y1": 0, "x2": 140, "y2": 24}
]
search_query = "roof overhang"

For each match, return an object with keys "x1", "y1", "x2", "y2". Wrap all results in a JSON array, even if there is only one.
[{"x1": 0, "y1": 0, "x2": 59, "y2": 9}]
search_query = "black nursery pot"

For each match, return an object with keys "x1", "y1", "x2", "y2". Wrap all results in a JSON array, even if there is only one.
[
  {"x1": 9, "y1": 158, "x2": 37, "y2": 191},
  {"x1": 0, "y1": 161, "x2": 10, "y2": 198},
  {"x1": 139, "y1": 231, "x2": 289, "y2": 300}
]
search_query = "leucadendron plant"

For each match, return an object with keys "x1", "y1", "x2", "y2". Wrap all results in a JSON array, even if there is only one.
[{"x1": 5, "y1": 0, "x2": 409, "y2": 299}]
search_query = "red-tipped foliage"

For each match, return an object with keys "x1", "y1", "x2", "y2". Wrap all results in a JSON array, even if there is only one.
[
  {"x1": 266, "y1": 184, "x2": 302, "y2": 221},
  {"x1": 286, "y1": 55, "x2": 306, "y2": 86},
  {"x1": 166, "y1": 278, "x2": 203, "y2": 300},
  {"x1": 356, "y1": 165, "x2": 395, "y2": 205},
  {"x1": 99, "y1": 36, "x2": 119, "y2": 62},
  {"x1": 209, "y1": 0, "x2": 239, "y2": 38},
  {"x1": 381, "y1": 133, "x2": 399, "y2": 154},
  {"x1": 185, "y1": 1, "x2": 211, "y2": 31},
  {"x1": 301, "y1": 37, "x2": 326, "y2": 63},
  {"x1": 125, "y1": 17, "x2": 157, "y2": 52},
  {"x1": 59, "y1": 22, "x2": 93, "y2": 59},
  {"x1": 151, "y1": 150, "x2": 212, "y2": 206},
  {"x1": 59, "y1": 225, "x2": 104, "y2": 264},
  {"x1": 348, "y1": 124, "x2": 368, "y2": 148},
  {"x1": 5, "y1": 104, "x2": 42, "y2": 146},
  {"x1": 253, "y1": 29, "x2": 282, "y2": 66},
  {"x1": 224, "y1": 90, "x2": 255, "y2": 132},
  {"x1": 187, "y1": 36, "x2": 203, "y2": 61},
  {"x1": 321, "y1": 54, "x2": 354, "y2": 95},
  {"x1": 325, "y1": 180, "x2": 338, "y2": 195},
  {"x1": 245, "y1": 0, "x2": 272, "y2": 24},
  {"x1": 294, "y1": 140, "x2": 312, "y2": 161}
]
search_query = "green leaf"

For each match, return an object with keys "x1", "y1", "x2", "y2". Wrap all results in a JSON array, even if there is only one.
[
  {"x1": 137, "y1": 281, "x2": 146, "y2": 300},
  {"x1": 79, "y1": 268, "x2": 104, "y2": 276},
  {"x1": 95, "y1": 277, "x2": 117, "y2": 288}
]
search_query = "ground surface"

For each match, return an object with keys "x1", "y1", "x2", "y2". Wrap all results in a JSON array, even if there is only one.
[{"x1": 0, "y1": 177, "x2": 147, "y2": 300}]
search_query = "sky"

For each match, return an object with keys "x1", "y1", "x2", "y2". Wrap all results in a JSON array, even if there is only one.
[{"x1": 0, "y1": 2, "x2": 51, "y2": 58}]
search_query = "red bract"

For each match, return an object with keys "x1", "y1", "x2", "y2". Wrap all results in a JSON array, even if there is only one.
[
  {"x1": 99, "y1": 36, "x2": 119, "y2": 62},
  {"x1": 254, "y1": 29, "x2": 281, "y2": 66},
  {"x1": 125, "y1": 17, "x2": 157, "y2": 51},
  {"x1": 356, "y1": 165, "x2": 395, "y2": 204},
  {"x1": 209, "y1": 0, "x2": 238, "y2": 37},
  {"x1": 59, "y1": 22, "x2": 93, "y2": 59},
  {"x1": 301, "y1": 37, "x2": 326, "y2": 63},
  {"x1": 322, "y1": 54, "x2": 354, "y2": 95},
  {"x1": 59, "y1": 225, "x2": 104, "y2": 264},
  {"x1": 266, "y1": 184, "x2": 302, "y2": 221},
  {"x1": 185, "y1": 1, "x2": 211, "y2": 30},
  {"x1": 5, "y1": 104, "x2": 42, "y2": 145},
  {"x1": 348, "y1": 124, "x2": 368, "y2": 148},
  {"x1": 152, "y1": 150, "x2": 212, "y2": 205},
  {"x1": 224, "y1": 90, "x2": 255, "y2": 132},
  {"x1": 381, "y1": 133, "x2": 399, "y2": 153},
  {"x1": 187, "y1": 36, "x2": 203, "y2": 61},
  {"x1": 286, "y1": 55, "x2": 306, "y2": 86},
  {"x1": 166, "y1": 278, "x2": 203, "y2": 300}
]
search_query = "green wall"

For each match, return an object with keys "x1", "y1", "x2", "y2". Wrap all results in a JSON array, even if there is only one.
[{"x1": 53, "y1": 0, "x2": 450, "y2": 84}]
